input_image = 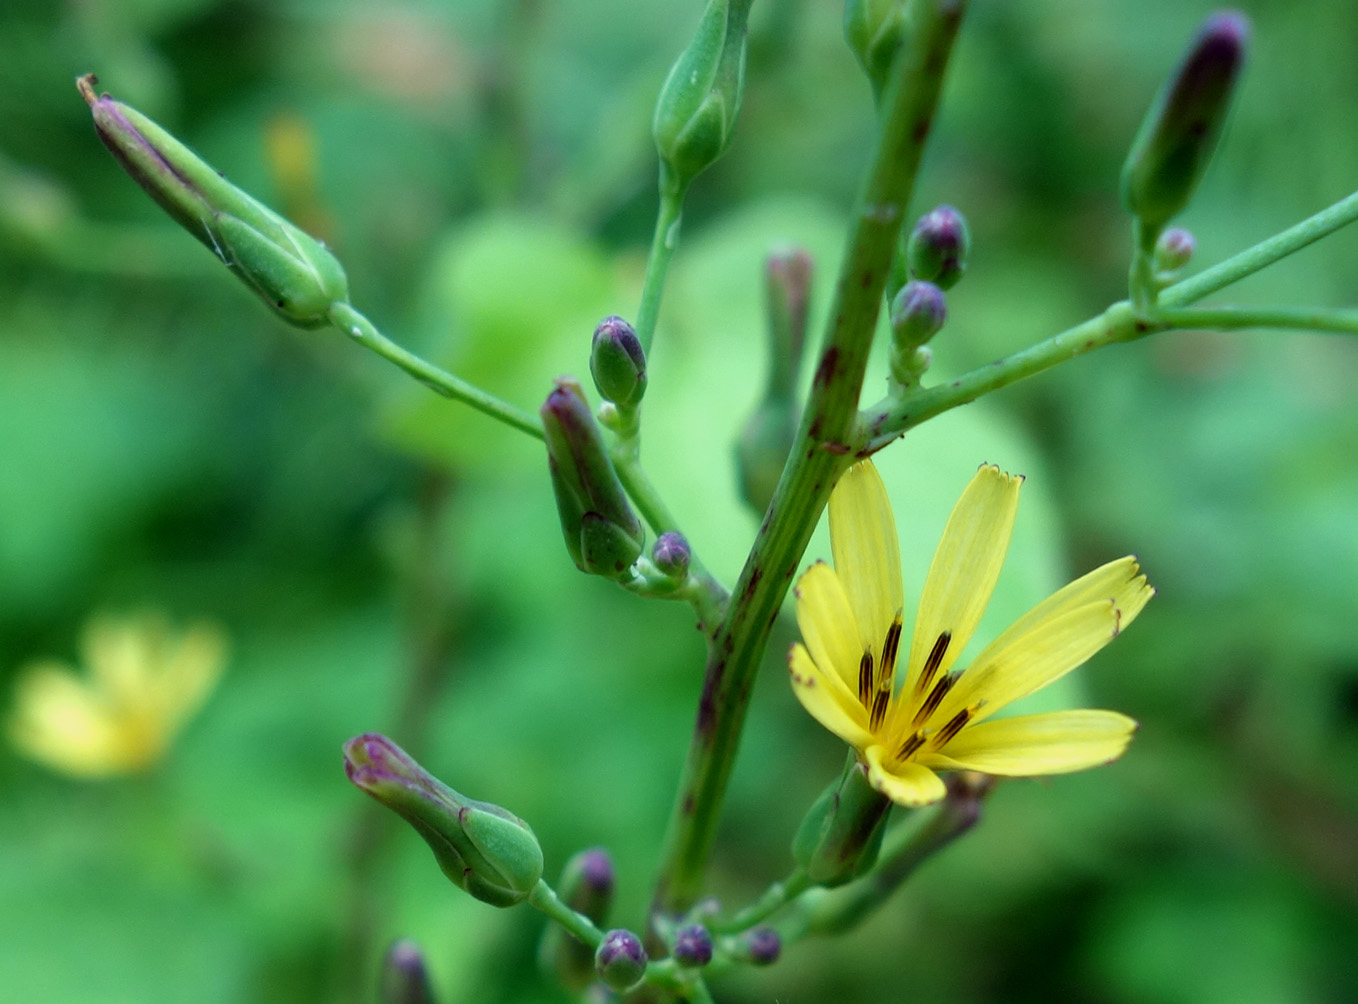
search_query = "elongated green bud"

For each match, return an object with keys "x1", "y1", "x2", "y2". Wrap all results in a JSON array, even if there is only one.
[
  {"x1": 653, "y1": 0, "x2": 754, "y2": 194},
  {"x1": 77, "y1": 74, "x2": 348, "y2": 328},
  {"x1": 538, "y1": 849, "x2": 616, "y2": 993},
  {"x1": 542, "y1": 378, "x2": 644, "y2": 578},
  {"x1": 792, "y1": 757, "x2": 891, "y2": 887},
  {"x1": 844, "y1": 0, "x2": 908, "y2": 101},
  {"x1": 1120, "y1": 13, "x2": 1249, "y2": 233},
  {"x1": 344, "y1": 734, "x2": 543, "y2": 907},
  {"x1": 590, "y1": 316, "x2": 647, "y2": 409},
  {"x1": 381, "y1": 940, "x2": 437, "y2": 1004}
]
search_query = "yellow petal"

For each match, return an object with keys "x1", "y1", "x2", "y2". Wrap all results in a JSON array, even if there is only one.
[
  {"x1": 795, "y1": 563, "x2": 864, "y2": 696},
  {"x1": 923, "y1": 710, "x2": 1137, "y2": 775},
  {"x1": 865, "y1": 744, "x2": 946, "y2": 806},
  {"x1": 985, "y1": 556, "x2": 1146, "y2": 651},
  {"x1": 789, "y1": 643, "x2": 873, "y2": 749},
  {"x1": 829, "y1": 460, "x2": 904, "y2": 659},
  {"x1": 157, "y1": 622, "x2": 227, "y2": 732},
  {"x1": 6, "y1": 663, "x2": 128, "y2": 777},
  {"x1": 904, "y1": 465, "x2": 1022, "y2": 694},
  {"x1": 940, "y1": 571, "x2": 1154, "y2": 725}
]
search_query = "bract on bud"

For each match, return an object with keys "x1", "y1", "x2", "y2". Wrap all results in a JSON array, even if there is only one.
[
  {"x1": 590, "y1": 316, "x2": 648, "y2": 408},
  {"x1": 381, "y1": 940, "x2": 437, "y2": 1004},
  {"x1": 792, "y1": 758, "x2": 891, "y2": 887},
  {"x1": 890, "y1": 280, "x2": 947, "y2": 349},
  {"x1": 1120, "y1": 13, "x2": 1249, "y2": 232},
  {"x1": 653, "y1": 0, "x2": 754, "y2": 194},
  {"x1": 541, "y1": 378, "x2": 645, "y2": 578},
  {"x1": 538, "y1": 848, "x2": 616, "y2": 992},
  {"x1": 672, "y1": 924, "x2": 714, "y2": 969},
  {"x1": 77, "y1": 75, "x2": 348, "y2": 328},
  {"x1": 343, "y1": 734, "x2": 543, "y2": 907},
  {"x1": 738, "y1": 927, "x2": 781, "y2": 966},
  {"x1": 651, "y1": 532, "x2": 692, "y2": 581},
  {"x1": 906, "y1": 205, "x2": 970, "y2": 289},
  {"x1": 844, "y1": 0, "x2": 908, "y2": 102},
  {"x1": 594, "y1": 929, "x2": 648, "y2": 994},
  {"x1": 1154, "y1": 226, "x2": 1196, "y2": 274}
]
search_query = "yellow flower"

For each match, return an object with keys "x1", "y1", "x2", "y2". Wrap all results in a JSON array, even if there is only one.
[
  {"x1": 790, "y1": 460, "x2": 1153, "y2": 807},
  {"x1": 7, "y1": 612, "x2": 227, "y2": 778}
]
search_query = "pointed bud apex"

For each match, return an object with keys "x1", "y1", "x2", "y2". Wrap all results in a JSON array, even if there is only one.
[
  {"x1": 1121, "y1": 13, "x2": 1249, "y2": 232},
  {"x1": 890, "y1": 281, "x2": 947, "y2": 349},
  {"x1": 343, "y1": 734, "x2": 543, "y2": 907},
  {"x1": 907, "y1": 205, "x2": 970, "y2": 289},
  {"x1": 381, "y1": 940, "x2": 437, "y2": 1004},
  {"x1": 844, "y1": 0, "x2": 908, "y2": 102},
  {"x1": 590, "y1": 316, "x2": 648, "y2": 408},
  {"x1": 538, "y1": 848, "x2": 616, "y2": 992},
  {"x1": 541, "y1": 378, "x2": 644, "y2": 578},
  {"x1": 594, "y1": 929, "x2": 648, "y2": 993},
  {"x1": 1154, "y1": 226, "x2": 1196, "y2": 274},
  {"x1": 653, "y1": 0, "x2": 754, "y2": 194},
  {"x1": 765, "y1": 247, "x2": 813, "y2": 382},
  {"x1": 651, "y1": 532, "x2": 692, "y2": 581},
  {"x1": 672, "y1": 924, "x2": 714, "y2": 968},
  {"x1": 77, "y1": 75, "x2": 348, "y2": 328},
  {"x1": 737, "y1": 927, "x2": 781, "y2": 966},
  {"x1": 792, "y1": 759, "x2": 892, "y2": 887}
]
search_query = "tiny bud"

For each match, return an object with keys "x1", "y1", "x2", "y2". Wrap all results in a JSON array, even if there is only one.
[
  {"x1": 1121, "y1": 12, "x2": 1250, "y2": 232},
  {"x1": 77, "y1": 75, "x2": 348, "y2": 328},
  {"x1": 541, "y1": 378, "x2": 645, "y2": 579},
  {"x1": 844, "y1": 0, "x2": 908, "y2": 102},
  {"x1": 890, "y1": 281, "x2": 947, "y2": 349},
  {"x1": 594, "y1": 929, "x2": 648, "y2": 994},
  {"x1": 651, "y1": 532, "x2": 692, "y2": 580},
  {"x1": 1154, "y1": 227, "x2": 1196, "y2": 274},
  {"x1": 739, "y1": 927, "x2": 781, "y2": 966},
  {"x1": 906, "y1": 205, "x2": 970, "y2": 289},
  {"x1": 538, "y1": 848, "x2": 616, "y2": 992},
  {"x1": 343, "y1": 734, "x2": 544, "y2": 907},
  {"x1": 792, "y1": 759, "x2": 891, "y2": 887},
  {"x1": 672, "y1": 924, "x2": 714, "y2": 969},
  {"x1": 381, "y1": 940, "x2": 437, "y2": 1004},
  {"x1": 590, "y1": 316, "x2": 648, "y2": 409},
  {"x1": 653, "y1": 0, "x2": 754, "y2": 194}
]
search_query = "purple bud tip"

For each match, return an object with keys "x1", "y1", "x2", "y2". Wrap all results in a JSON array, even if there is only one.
[
  {"x1": 594, "y1": 316, "x2": 644, "y2": 369},
  {"x1": 578, "y1": 848, "x2": 615, "y2": 893},
  {"x1": 745, "y1": 927, "x2": 781, "y2": 966},
  {"x1": 386, "y1": 939, "x2": 426, "y2": 974},
  {"x1": 1201, "y1": 11, "x2": 1250, "y2": 51},
  {"x1": 891, "y1": 281, "x2": 947, "y2": 346},
  {"x1": 652, "y1": 532, "x2": 692, "y2": 577},
  {"x1": 672, "y1": 924, "x2": 714, "y2": 968},
  {"x1": 595, "y1": 928, "x2": 648, "y2": 991}
]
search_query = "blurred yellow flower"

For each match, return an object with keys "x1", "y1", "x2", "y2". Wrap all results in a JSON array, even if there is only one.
[
  {"x1": 790, "y1": 460, "x2": 1153, "y2": 807},
  {"x1": 7, "y1": 612, "x2": 227, "y2": 778}
]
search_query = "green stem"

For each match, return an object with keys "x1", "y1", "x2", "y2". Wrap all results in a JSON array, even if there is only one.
[
  {"x1": 528, "y1": 880, "x2": 605, "y2": 949},
  {"x1": 649, "y1": 0, "x2": 968, "y2": 922},
  {"x1": 1160, "y1": 189, "x2": 1358, "y2": 308},
  {"x1": 1129, "y1": 217, "x2": 1160, "y2": 311},
  {"x1": 709, "y1": 869, "x2": 811, "y2": 934},
  {"x1": 636, "y1": 180, "x2": 688, "y2": 355},
  {"x1": 1157, "y1": 305, "x2": 1358, "y2": 335},
  {"x1": 326, "y1": 301, "x2": 543, "y2": 440}
]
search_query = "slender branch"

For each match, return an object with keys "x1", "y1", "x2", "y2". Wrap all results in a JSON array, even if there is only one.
[
  {"x1": 1157, "y1": 305, "x2": 1358, "y2": 335},
  {"x1": 528, "y1": 880, "x2": 605, "y2": 949},
  {"x1": 635, "y1": 183, "x2": 687, "y2": 355},
  {"x1": 708, "y1": 869, "x2": 810, "y2": 934},
  {"x1": 326, "y1": 301, "x2": 543, "y2": 440},
  {"x1": 1159, "y1": 188, "x2": 1358, "y2": 308},
  {"x1": 649, "y1": 0, "x2": 969, "y2": 921}
]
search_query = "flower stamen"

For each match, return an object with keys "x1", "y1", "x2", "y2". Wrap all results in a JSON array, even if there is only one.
[
  {"x1": 931, "y1": 708, "x2": 972, "y2": 748},
  {"x1": 915, "y1": 631, "x2": 951, "y2": 695},
  {"x1": 858, "y1": 651, "x2": 874, "y2": 706},
  {"x1": 911, "y1": 671, "x2": 958, "y2": 728}
]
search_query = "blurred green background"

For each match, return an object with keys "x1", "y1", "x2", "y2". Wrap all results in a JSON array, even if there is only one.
[{"x1": 2, "y1": 0, "x2": 1356, "y2": 1001}]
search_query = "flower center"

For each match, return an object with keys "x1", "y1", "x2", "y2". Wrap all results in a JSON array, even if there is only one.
[{"x1": 857, "y1": 613, "x2": 903, "y2": 731}]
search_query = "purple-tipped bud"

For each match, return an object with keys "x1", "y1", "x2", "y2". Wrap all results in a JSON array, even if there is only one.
[
  {"x1": 672, "y1": 924, "x2": 714, "y2": 968},
  {"x1": 1121, "y1": 13, "x2": 1249, "y2": 231},
  {"x1": 343, "y1": 733, "x2": 543, "y2": 907},
  {"x1": 381, "y1": 940, "x2": 437, "y2": 1004},
  {"x1": 541, "y1": 378, "x2": 644, "y2": 578},
  {"x1": 890, "y1": 281, "x2": 947, "y2": 349},
  {"x1": 538, "y1": 848, "x2": 617, "y2": 992},
  {"x1": 590, "y1": 316, "x2": 647, "y2": 409},
  {"x1": 907, "y1": 206, "x2": 970, "y2": 289},
  {"x1": 1154, "y1": 227, "x2": 1196, "y2": 273},
  {"x1": 740, "y1": 927, "x2": 781, "y2": 966},
  {"x1": 652, "y1": 532, "x2": 692, "y2": 580},
  {"x1": 594, "y1": 929, "x2": 648, "y2": 993}
]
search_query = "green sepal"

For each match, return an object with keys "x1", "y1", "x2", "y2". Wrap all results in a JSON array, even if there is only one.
[
  {"x1": 844, "y1": 0, "x2": 908, "y2": 102},
  {"x1": 792, "y1": 756, "x2": 891, "y2": 887}
]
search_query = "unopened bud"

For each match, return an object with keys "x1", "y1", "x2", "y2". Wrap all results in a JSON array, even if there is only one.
[
  {"x1": 1154, "y1": 226, "x2": 1196, "y2": 274},
  {"x1": 737, "y1": 927, "x2": 781, "y2": 966},
  {"x1": 651, "y1": 532, "x2": 692, "y2": 581},
  {"x1": 77, "y1": 75, "x2": 348, "y2": 328},
  {"x1": 541, "y1": 378, "x2": 644, "y2": 579},
  {"x1": 672, "y1": 924, "x2": 714, "y2": 969},
  {"x1": 653, "y1": 0, "x2": 754, "y2": 194},
  {"x1": 737, "y1": 403, "x2": 795, "y2": 515},
  {"x1": 590, "y1": 316, "x2": 647, "y2": 409},
  {"x1": 1121, "y1": 12, "x2": 1249, "y2": 232},
  {"x1": 890, "y1": 281, "x2": 946, "y2": 349},
  {"x1": 792, "y1": 759, "x2": 892, "y2": 887},
  {"x1": 844, "y1": 0, "x2": 908, "y2": 102},
  {"x1": 381, "y1": 940, "x2": 437, "y2": 1004},
  {"x1": 594, "y1": 929, "x2": 648, "y2": 994},
  {"x1": 538, "y1": 848, "x2": 616, "y2": 992},
  {"x1": 906, "y1": 205, "x2": 970, "y2": 289},
  {"x1": 343, "y1": 734, "x2": 543, "y2": 907}
]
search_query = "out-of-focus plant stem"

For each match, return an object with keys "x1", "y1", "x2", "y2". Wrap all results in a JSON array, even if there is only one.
[{"x1": 635, "y1": 184, "x2": 687, "y2": 355}]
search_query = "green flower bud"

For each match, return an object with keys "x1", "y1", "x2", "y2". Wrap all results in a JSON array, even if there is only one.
[
  {"x1": 651, "y1": 532, "x2": 692, "y2": 581},
  {"x1": 594, "y1": 929, "x2": 648, "y2": 994},
  {"x1": 653, "y1": 0, "x2": 754, "y2": 194},
  {"x1": 1154, "y1": 226, "x2": 1196, "y2": 274},
  {"x1": 381, "y1": 940, "x2": 437, "y2": 1004},
  {"x1": 735, "y1": 927, "x2": 781, "y2": 966},
  {"x1": 792, "y1": 758, "x2": 891, "y2": 887},
  {"x1": 343, "y1": 734, "x2": 543, "y2": 908},
  {"x1": 844, "y1": 0, "x2": 908, "y2": 102},
  {"x1": 77, "y1": 75, "x2": 348, "y2": 328},
  {"x1": 538, "y1": 849, "x2": 616, "y2": 993},
  {"x1": 906, "y1": 205, "x2": 970, "y2": 289},
  {"x1": 1120, "y1": 13, "x2": 1250, "y2": 233},
  {"x1": 541, "y1": 378, "x2": 645, "y2": 579},
  {"x1": 590, "y1": 316, "x2": 648, "y2": 409}
]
